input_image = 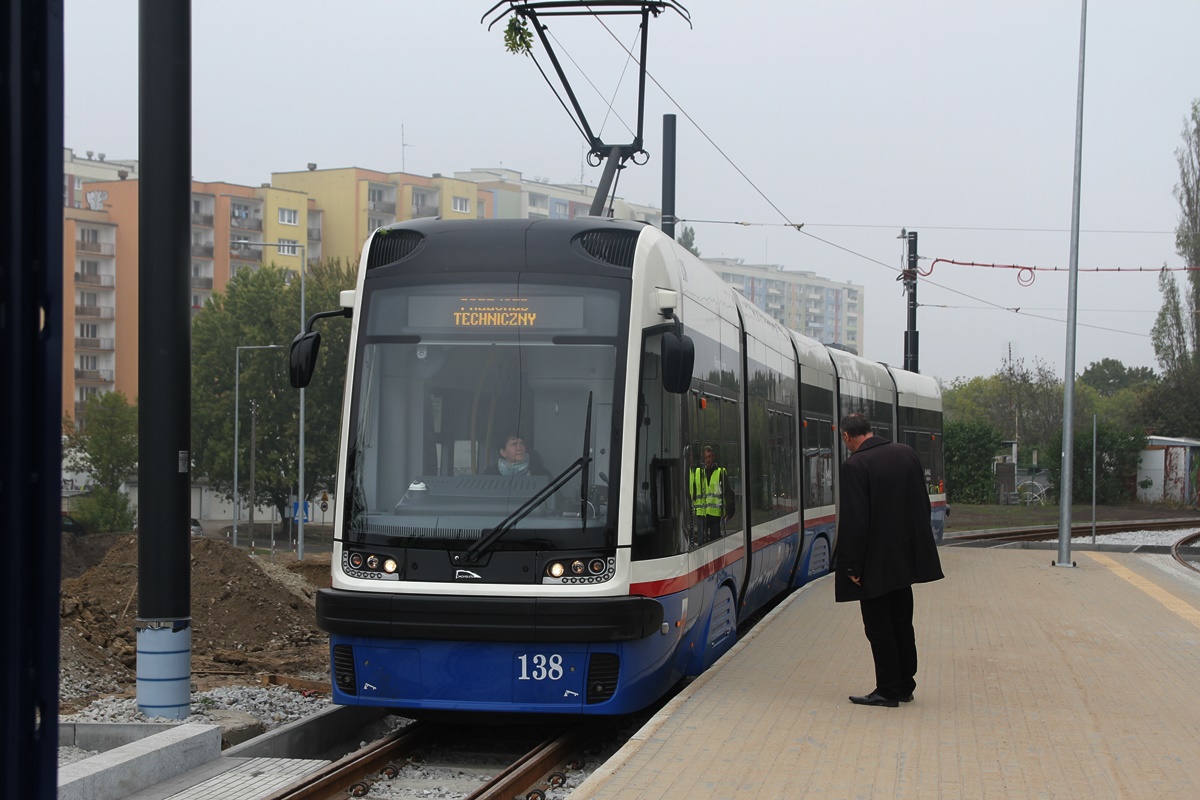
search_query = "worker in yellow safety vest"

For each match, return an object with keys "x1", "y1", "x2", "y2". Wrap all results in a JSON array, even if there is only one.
[{"x1": 690, "y1": 444, "x2": 735, "y2": 542}]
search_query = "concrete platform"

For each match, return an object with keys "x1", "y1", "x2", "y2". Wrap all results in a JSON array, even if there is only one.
[{"x1": 572, "y1": 547, "x2": 1200, "y2": 799}]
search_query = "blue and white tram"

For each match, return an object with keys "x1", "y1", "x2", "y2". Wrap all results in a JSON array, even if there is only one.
[{"x1": 291, "y1": 216, "x2": 944, "y2": 715}]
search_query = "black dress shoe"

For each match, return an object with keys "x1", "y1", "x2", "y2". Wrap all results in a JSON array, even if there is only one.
[
  {"x1": 849, "y1": 691, "x2": 899, "y2": 707},
  {"x1": 899, "y1": 694, "x2": 914, "y2": 703}
]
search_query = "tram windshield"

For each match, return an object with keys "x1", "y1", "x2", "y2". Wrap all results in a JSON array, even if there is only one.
[{"x1": 343, "y1": 278, "x2": 626, "y2": 551}]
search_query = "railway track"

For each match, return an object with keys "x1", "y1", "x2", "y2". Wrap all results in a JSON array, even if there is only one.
[
  {"x1": 1172, "y1": 530, "x2": 1200, "y2": 574},
  {"x1": 946, "y1": 518, "x2": 1200, "y2": 575},
  {"x1": 944, "y1": 517, "x2": 1200, "y2": 545},
  {"x1": 261, "y1": 718, "x2": 598, "y2": 800}
]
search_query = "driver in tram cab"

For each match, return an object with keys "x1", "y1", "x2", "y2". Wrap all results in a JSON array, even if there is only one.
[{"x1": 486, "y1": 433, "x2": 549, "y2": 477}]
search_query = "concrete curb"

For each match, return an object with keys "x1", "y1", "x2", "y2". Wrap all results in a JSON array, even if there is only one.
[{"x1": 58, "y1": 723, "x2": 221, "y2": 800}]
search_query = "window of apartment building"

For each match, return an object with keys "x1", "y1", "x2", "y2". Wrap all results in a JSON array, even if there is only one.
[
  {"x1": 232, "y1": 234, "x2": 250, "y2": 247},
  {"x1": 413, "y1": 190, "x2": 430, "y2": 207},
  {"x1": 452, "y1": 196, "x2": 470, "y2": 214},
  {"x1": 80, "y1": 260, "x2": 99, "y2": 275},
  {"x1": 278, "y1": 239, "x2": 299, "y2": 257},
  {"x1": 192, "y1": 294, "x2": 202, "y2": 308},
  {"x1": 77, "y1": 386, "x2": 99, "y2": 402},
  {"x1": 232, "y1": 202, "x2": 251, "y2": 219},
  {"x1": 75, "y1": 177, "x2": 83, "y2": 190},
  {"x1": 80, "y1": 227, "x2": 99, "y2": 243},
  {"x1": 193, "y1": 262, "x2": 203, "y2": 276},
  {"x1": 369, "y1": 187, "x2": 384, "y2": 203},
  {"x1": 193, "y1": 198, "x2": 203, "y2": 214},
  {"x1": 79, "y1": 323, "x2": 98, "y2": 338},
  {"x1": 369, "y1": 217, "x2": 385, "y2": 232},
  {"x1": 79, "y1": 355, "x2": 98, "y2": 370},
  {"x1": 80, "y1": 292, "x2": 98, "y2": 307},
  {"x1": 279, "y1": 208, "x2": 299, "y2": 225}
]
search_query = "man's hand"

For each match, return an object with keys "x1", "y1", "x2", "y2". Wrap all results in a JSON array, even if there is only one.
[{"x1": 849, "y1": 575, "x2": 862, "y2": 586}]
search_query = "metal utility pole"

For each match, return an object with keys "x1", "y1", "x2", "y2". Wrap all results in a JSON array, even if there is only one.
[
  {"x1": 137, "y1": 0, "x2": 192, "y2": 720},
  {"x1": 902, "y1": 229, "x2": 919, "y2": 373},
  {"x1": 1057, "y1": 0, "x2": 1088, "y2": 569},
  {"x1": 249, "y1": 400, "x2": 258, "y2": 542},
  {"x1": 662, "y1": 113, "x2": 677, "y2": 239}
]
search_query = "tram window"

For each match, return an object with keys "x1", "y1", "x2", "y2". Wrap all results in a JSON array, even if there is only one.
[{"x1": 803, "y1": 417, "x2": 834, "y2": 508}]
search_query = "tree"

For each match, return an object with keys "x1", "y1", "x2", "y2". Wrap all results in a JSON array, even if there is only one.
[
  {"x1": 1174, "y1": 99, "x2": 1200, "y2": 322},
  {"x1": 678, "y1": 225, "x2": 701, "y2": 257},
  {"x1": 943, "y1": 419, "x2": 1003, "y2": 504},
  {"x1": 1079, "y1": 358, "x2": 1157, "y2": 397},
  {"x1": 63, "y1": 391, "x2": 138, "y2": 532},
  {"x1": 1147, "y1": 98, "x2": 1200, "y2": 437},
  {"x1": 191, "y1": 259, "x2": 355, "y2": 521},
  {"x1": 942, "y1": 355, "x2": 1063, "y2": 459}
]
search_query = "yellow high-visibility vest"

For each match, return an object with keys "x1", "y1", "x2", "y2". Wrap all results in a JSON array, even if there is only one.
[{"x1": 690, "y1": 467, "x2": 726, "y2": 517}]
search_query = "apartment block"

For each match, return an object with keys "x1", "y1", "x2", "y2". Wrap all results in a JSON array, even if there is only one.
[
  {"x1": 705, "y1": 257, "x2": 863, "y2": 354},
  {"x1": 62, "y1": 169, "x2": 321, "y2": 423},
  {"x1": 454, "y1": 167, "x2": 662, "y2": 226},
  {"x1": 271, "y1": 166, "x2": 491, "y2": 264}
]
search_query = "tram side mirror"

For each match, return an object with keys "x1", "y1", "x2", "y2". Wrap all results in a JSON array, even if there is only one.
[
  {"x1": 289, "y1": 331, "x2": 321, "y2": 389},
  {"x1": 661, "y1": 332, "x2": 695, "y2": 394}
]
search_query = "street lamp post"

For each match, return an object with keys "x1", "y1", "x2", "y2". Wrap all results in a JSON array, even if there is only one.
[
  {"x1": 235, "y1": 239, "x2": 308, "y2": 559},
  {"x1": 234, "y1": 344, "x2": 283, "y2": 549}
]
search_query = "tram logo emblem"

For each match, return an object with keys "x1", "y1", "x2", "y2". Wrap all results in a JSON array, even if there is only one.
[{"x1": 455, "y1": 569, "x2": 482, "y2": 580}]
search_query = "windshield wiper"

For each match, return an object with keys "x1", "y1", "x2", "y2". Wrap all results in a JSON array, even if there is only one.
[{"x1": 453, "y1": 454, "x2": 591, "y2": 566}]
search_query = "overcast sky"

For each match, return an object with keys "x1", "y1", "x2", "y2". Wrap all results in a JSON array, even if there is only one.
[{"x1": 65, "y1": 1, "x2": 1200, "y2": 384}]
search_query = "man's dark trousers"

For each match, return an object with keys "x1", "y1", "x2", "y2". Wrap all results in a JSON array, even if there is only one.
[{"x1": 859, "y1": 586, "x2": 917, "y2": 699}]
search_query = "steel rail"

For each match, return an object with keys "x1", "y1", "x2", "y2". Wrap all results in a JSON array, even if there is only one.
[
  {"x1": 261, "y1": 721, "x2": 434, "y2": 800},
  {"x1": 465, "y1": 724, "x2": 592, "y2": 800},
  {"x1": 945, "y1": 517, "x2": 1200, "y2": 545},
  {"x1": 1171, "y1": 531, "x2": 1200, "y2": 574}
]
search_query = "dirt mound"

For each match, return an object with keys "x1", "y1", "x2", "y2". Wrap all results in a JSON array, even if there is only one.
[
  {"x1": 60, "y1": 535, "x2": 333, "y2": 710},
  {"x1": 61, "y1": 531, "x2": 125, "y2": 579}
]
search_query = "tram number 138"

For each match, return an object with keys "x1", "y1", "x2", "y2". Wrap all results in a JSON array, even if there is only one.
[{"x1": 517, "y1": 653, "x2": 565, "y2": 681}]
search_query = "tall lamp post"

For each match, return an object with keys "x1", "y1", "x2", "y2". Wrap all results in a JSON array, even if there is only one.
[
  {"x1": 233, "y1": 344, "x2": 283, "y2": 548},
  {"x1": 235, "y1": 239, "x2": 308, "y2": 559}
]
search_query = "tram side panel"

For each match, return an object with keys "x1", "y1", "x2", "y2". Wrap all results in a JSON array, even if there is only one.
[
  {"x1": 737, "y1": 295, "x2": 803, "y2": 612},
  {"x1": 790, "y1": 332, "x2": 839, "y2": 587}
]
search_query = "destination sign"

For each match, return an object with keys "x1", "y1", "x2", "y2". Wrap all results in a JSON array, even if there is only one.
[{"x1": 409, "y1": 295, "x2": 584, "y2": 330}]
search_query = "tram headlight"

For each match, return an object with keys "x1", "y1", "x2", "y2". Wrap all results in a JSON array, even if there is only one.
[
  {"x1": 383, "y1": 558, "x2": 398, "y2": 574},
  {"x1": 366, "y1": 554, "x2": 380, "y2": 570},
  {"x1": 571, "y1": 559, "x2": 586, "y2": 575},
  {"x1": 349, "y1": 552, "x2": 364, "y2": 569},
  {"x1": 588, "y1": 558, "x2": 606, "y2": 574},
  {"x1": 548, "y1": 562, "x2": 566, "y2": 579}
]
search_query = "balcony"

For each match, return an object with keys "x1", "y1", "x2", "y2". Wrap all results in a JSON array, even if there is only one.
[
  {"x1": 74, "y1": 272, "x2": 115, "y2": 287},
  {"x1": 74, "y1": 337, "x2": 115, "y2": 351},
  {"x1": 75, "y1": 368, "x2": 115, "y2": 383},
  {"x1": 191, "y1": 243, "x2": 214, "y2": 258},
  {"x1": 369, "y1": 199, "x2": 396, "y2": 215},
  {"x1": 231, "y1": 215, "x2": 263, "y2": 231},
  {"x1": 191, "y1": 212, "x2": 214, "y2": 227},
  {"x1": 74, "y1": 401, "x2": 89, "y2": 419},
  {"x1": 307, "y1": 227, "x2": 322, "y2": 241},
  {"x1": 75, "y1": 304, "x2": 114, "y2": 319},
  {"x1": 191, "y1": 276, "x2": 214, "y2": 289},
  {"x1": 230, "y1": 245, "x2": 262, "y2": 262},
  {"x1": 76, "y1": 240, "x2": 115, "y2": 256},
  {"x1": 412, "y1": 203, "x2": 438, "y2": 219}
]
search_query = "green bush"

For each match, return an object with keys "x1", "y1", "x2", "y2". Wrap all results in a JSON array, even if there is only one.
[
  {"x1": 1046, "y1": 424, "x2": 1146, "y2": 505},
  {"x1": 944, "y1": 419, "x2": 1004, "y2": 504},
  {"x1": 70, "y1": 486, "x2": 136, "y2": 534}
]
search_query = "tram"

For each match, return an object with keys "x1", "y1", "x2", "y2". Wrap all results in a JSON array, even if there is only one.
[{"x1": 290, "y1": 217, "x2": 945, "y2": 715}]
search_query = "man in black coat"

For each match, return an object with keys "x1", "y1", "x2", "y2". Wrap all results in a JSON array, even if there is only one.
[{"x1": 835, "y1": 412, "x2": 944, "y2": 707}]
